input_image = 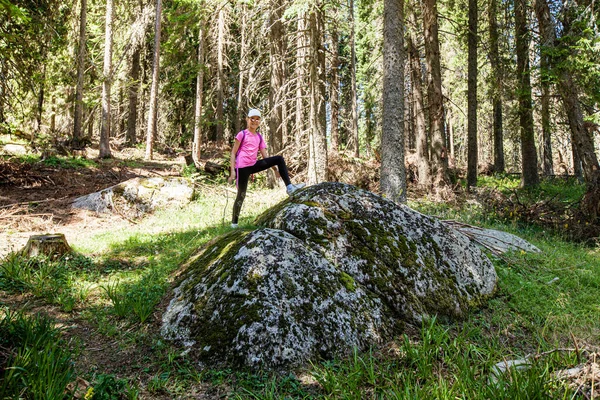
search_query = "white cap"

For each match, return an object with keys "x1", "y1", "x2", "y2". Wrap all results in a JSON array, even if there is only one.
[{"x1": 248, "y1": 109, "x2": 261, "y2": 118}]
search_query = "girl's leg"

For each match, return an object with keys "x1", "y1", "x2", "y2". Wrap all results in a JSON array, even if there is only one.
[
  {"x1": 232, "y1": 167, "x2": 251, "y2": 224},
  {"x1": 250, "y1": 156, "x2": 291, "y2": 186}
]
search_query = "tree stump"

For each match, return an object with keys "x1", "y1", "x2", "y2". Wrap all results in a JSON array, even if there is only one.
[{"x1": 21, "y1": 234, "x2": 72, "y2": 258}]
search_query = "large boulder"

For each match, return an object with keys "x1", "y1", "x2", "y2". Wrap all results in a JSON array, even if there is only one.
[{"x1": 161, "y1": 182, "x2": 497, "y2": 370}]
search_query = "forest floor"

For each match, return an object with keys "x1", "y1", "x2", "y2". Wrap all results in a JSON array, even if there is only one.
[
  {"x1": 0, "y1": 146, "x2": 237, "y2": 398},
  {"x1": 2, "y1": 144, "x2": 598, "y2": 399},
  {"x1": 0, "y1": 148, "x2": 190, "y2": 258}
]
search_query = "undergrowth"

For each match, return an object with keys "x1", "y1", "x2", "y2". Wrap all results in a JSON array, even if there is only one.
[
  {"x1": 0, "y1": 310, "x2": 75, "y2": 399},
  {"x1": 0, "y1": 174, "x2": 598, "y2": 398}
]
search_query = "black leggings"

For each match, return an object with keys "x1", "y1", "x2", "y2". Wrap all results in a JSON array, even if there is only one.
[{"x1": 232, "y1": 156, "x2": 291, "y2": 224}]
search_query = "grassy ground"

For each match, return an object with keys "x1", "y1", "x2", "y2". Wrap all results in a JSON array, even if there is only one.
[{"x1": 1, "y1": 170, "x2": 599, "y2": 399}]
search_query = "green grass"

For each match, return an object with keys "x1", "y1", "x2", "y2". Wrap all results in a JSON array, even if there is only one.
[
  {"x1": 1, "y1": 177, "x2": 598, "y2": 398},
  {"x1": 1, "y1": 153, "x2": 98, "y2": 168},
  {"x1": 0, "y1": 310, "x2": 76, "y2": 399}
]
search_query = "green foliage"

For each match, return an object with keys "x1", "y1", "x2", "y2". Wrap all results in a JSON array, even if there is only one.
[
  {"x1": 305, "y1": 319, "x2": 570, "y2": 399},
  {"x1": 3, "y1": 153, "x2": 98, "y2": 169},
  {"x1": 101, "y1": 269, "x2": 166, "y2": 323},
  {"x1": 87, "y1": 373, "x2": 138, "y2": 400},
  {"x1": 0, "y1": 310, "x2": 75, "y2": 399},
  {"x1": 41, "y1": 155, "x2": 98, "y2": 169},
  {"x1": 0, "y1": 253, "x2": 97, "y2": 311}
]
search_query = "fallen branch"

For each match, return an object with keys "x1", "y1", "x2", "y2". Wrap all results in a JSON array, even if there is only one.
[
  {"x1": 442, "y1": 220, "x2": 540, "y2": 256},
  {"x1": 0, "y1": 196, "x2": 68, "y2": 209}
]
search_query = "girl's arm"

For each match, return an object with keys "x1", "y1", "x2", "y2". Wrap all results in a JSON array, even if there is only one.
[{"x1": 228, "y1": 139, "x2": 241, "y2": 184}]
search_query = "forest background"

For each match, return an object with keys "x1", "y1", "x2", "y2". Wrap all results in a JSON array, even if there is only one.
[
  {"x1": 2, "y1": 0, "x2": 600, "y2": 398},
  {"x1": 2, "y1": 0, "x2": 600, "y2": 204}
]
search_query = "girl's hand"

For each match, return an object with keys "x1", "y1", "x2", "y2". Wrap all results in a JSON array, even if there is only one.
[{"x1": 228, "y1": 174, "x2": 235, "y2": 184}]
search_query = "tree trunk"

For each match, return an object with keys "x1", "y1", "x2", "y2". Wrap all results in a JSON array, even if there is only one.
[
  {"x1": 35, "y1": 79, "x2": 44, "y2": 139},
  {"x1": 534, "y1": 0, "x2": 598, "y2": 191},
  {"x1": 515, "y1": 0, "x2": 539, "y2": 187},
  {"x1": 423, "y1": 0, "x2": 448, "y2": 187},
  {"x1": 100, "y1": 0, "x2": 114, "y2": 158},
  {"x1": 489, "y1": 0, "x2": 505, "y2": 173},
  {"x1": 145, "y1": 0, "x2": 162, "y2": 160},
  {"x1": 216, "y1": 8, "x2": 225, "y2": 143},
  {"x1": 381, "y1": 0, "x2": 406, "y2": 202},
  {"x1": 307, "y1": 6, "x2": 327, "y2": 185},
  {"x1": 73, "y1": 0, "x2": 86, "y2": 146},
  {"x1": 349, "y1": 0, "x2": 360, "y2": 158},
  {"x1": 295, "y1": 15, "x2": 307, "y2": 154},
  {"x1": 533, "y1": 0, "x2": 553, "y2": 176},
  {"x1": 466, "y1": 0, "x2": 478, "y2": 188},
  {"x1": 408, "y1": 8, "x2": 429, "y2": 188},
  {"x1": 235, "y1": 4, "x2": 247, "y2": 137},
  {"x1": 329, "y1": 28, "x2": 340, "y2": 153},
  {"x1": 127, "y1": 47, "x2": 140, "y2": 146},
  {"x1": 268, "y1": 0, "x2": 285, "y2": 188},
  {"x1": 192, "y1": 24, "x2": 205, "y2": 168}
]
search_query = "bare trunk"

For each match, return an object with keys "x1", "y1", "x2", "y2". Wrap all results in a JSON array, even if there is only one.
[
  {"x1": 380, "y1": 0, "x2": 406, "y2": 202},
  {"x1": 235, "y1": 5, "x2": 246, "y2": 137},
  {"x1": 50, "y1": 96, "x2": 56, "y2": 132},
  {"x1": 533, "y1": 0, "x2": 553, "y2": 176},
  {"x1": 408, "y1": 10, "x2": 429, "y2": 187},
  {"x1": 540, "y1": 72, "x2": 553, "y2": 176},
  {"x1": 423, "y1": 0, "x2": 448, "y2": 187},
  {"x1": 192, "y1": 24, "x2": 205, "y2": 168},
  {"x1": 35, "y1": 80, "x2": 44, "y2": 139},
  {"x1": 100, "y1": 0, "x2": 114, "y2": 158},
  {"x1": 349, "y1": 0, "x2": 359, "y2": 158},
  {"x1": 515, "y1": 0, "x2": 539, "y2": 186},
  {"x1": 466, "y1": 0, "x2": 478, "y2": 188},
  {"x1": 127, "y1": 47, "x2": 140, "y2": 146},
  {"x1": 307, "y1": 6, "x2": 327, "y2": 185},
  {"x1": 330, "y1": 28, "x2": 340, "y2": 153},
  {"x1": 216, "y1": 8, "x2": 225, "y2": 143},
  {"x1": 489, "y1": 0, "x2": 505, "y2": 173},
  {"x1": 73, "y1": 0, "x2": 86, "y2": 145},
  {"x1": 295, "y1": 15, "x2": 307, "y2": 155},
  {"x1": 145, "y1": 0, "x2": 162, "y2": 160},
  {"x1": 268, "y1": 1, "x2": 285, "y2": 187}
]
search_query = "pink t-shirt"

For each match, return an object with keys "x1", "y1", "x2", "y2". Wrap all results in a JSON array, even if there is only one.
[{"x1": 235, "y1": 130, "x2": 266, "y2": 168}]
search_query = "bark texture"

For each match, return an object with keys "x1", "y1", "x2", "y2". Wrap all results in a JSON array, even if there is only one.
[
  {"x1": 489, "y1": 0, "x2": 504, "y2": 173},
  {"x1": 73, "y1": 0, "x2": 87, "y2": 145},
  {"x1": 466, "y1": 0, "x2": 478, "y2": 188},
  {"x1": 145, "y1": 0, "x2": 162, "y2": 160},
  {"x1": 380, "y1": 0, "x2": 406, "y2": 202},
  {"x1": 423, "y1": 0, "x2": 448, "y2": 187},
  {"x1": 307, "y1": 6, "x2": 327, "y2": 185},
  {"x1": 100, "y1": 0, "x2": 114, "y2": 158},
  {"x1": 515, "y1": 0, "x2": 539, "y2": 187}
]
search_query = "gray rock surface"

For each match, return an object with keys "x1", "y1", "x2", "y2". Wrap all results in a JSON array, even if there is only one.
[
  {"x1": 161, "y1": 182, "x2": 497, "y2": 370},
  {"x1": 72, "y1": 177, "x2": 194, "y2": 216}
]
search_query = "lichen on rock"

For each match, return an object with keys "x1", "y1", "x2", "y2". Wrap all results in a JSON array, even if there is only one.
[
  {"x1": 161, "y1": 182, "x2": 497, "y2": 371},
  {"x1": 161, "y1": 228, "x2": 393, "y2": 369}
]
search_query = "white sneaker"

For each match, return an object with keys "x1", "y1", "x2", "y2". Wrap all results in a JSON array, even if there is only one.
[
  {"x1": 286, "y1": 183, "x2": 306, "y2": 196},
  {"x1": 231, "y1": 223, "x2": 238, "y2": 228}
]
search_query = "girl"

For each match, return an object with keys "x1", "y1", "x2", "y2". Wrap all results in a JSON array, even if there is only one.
[{"x1": 228, "y1": 109, "x2": 304, "y2": 228}]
